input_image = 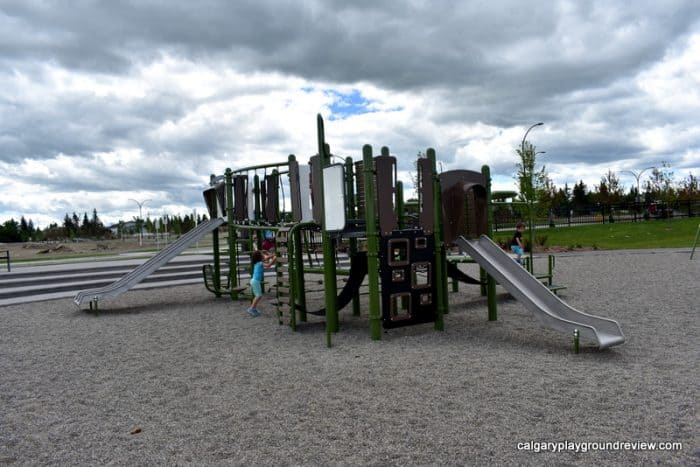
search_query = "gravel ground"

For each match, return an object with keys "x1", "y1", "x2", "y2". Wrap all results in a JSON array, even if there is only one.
[{"x1": 0, "y1": 249, "x2": 697, "y2": 465}]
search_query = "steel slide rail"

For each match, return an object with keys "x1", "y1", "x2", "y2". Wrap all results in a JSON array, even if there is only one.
[
  {"x1": 74, "y1": 218, "x2": 225, "y2": 307},
  {"x1": 456, "y1": 235, "x2": 625, "y2": 349}
]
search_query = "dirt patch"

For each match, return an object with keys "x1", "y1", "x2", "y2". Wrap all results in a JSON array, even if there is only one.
[{"x1": 1, "y1": 239, "x2": 157, "y2": 261}]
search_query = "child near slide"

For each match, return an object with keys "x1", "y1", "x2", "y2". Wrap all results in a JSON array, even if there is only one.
[
  {"x1": 511, "y1": 222, "x2": 525, "y2": 265},
  {"x1": 247, "y1": 250, "x2": 276, "y2": 316}
]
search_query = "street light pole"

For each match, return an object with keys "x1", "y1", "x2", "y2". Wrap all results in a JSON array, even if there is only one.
[
  {"x1": 520, "y1": 122, "x2": 543, "y2": 273},
  {"x1": 521, "y1": 122, "x2": 544, "y2": 154},
  {"x1": 620, "y1": 167, "x2": 655, "y2": 221},
  {"x1": 128, "y1": 198, "x2": 151, "y2": 246}
]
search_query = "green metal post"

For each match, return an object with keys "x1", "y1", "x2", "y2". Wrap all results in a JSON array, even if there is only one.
[
  {"x1": 292, "y1": 225, "x2": 308, "y2": 323},
  {"x1": 225, "y1": 168, "x2": 240, "y2": 300},
  {"x1": 482, "y1": 165, "x2": 497, "y2": 321},
  {"x1": 209, "y1": 175, "x2": 222, "y2": 297},
  {"x1": 428, "y1": 148, "x2": 446, "y2": 329},
  {"x1": 212, "y1": 217, "x2": 222, "y2": 296},
  {"x1": 317, "y1": 115, "x2": 338, "y2": 347},
  {"x1": 691, "y1": 224, "x2": 699, "y2": 260},
  {"x1": 363, "y1": 144, "x2": 382, "y2": 340}
]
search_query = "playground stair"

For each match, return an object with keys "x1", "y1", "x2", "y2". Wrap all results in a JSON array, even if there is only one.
[{"x1": 274, "y1": 227, "x2": 292, "y2": 325}]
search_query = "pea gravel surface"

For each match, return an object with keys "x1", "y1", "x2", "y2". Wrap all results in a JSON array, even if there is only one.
[{"x1": 1, "y1": 249, "x2": 697, "y2": 465}]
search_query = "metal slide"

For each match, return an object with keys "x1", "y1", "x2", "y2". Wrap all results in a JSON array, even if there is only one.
[
  {"x1": 455, "y1": 235, "x2": 625, "y2": 349},
  {"x1": 74, "y1": 217, "x2": 225, "y2": 307}
]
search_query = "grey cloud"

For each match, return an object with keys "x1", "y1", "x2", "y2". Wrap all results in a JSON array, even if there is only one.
[{"x1": 1, "y1": 0, "x2": 699, "y2": 226}]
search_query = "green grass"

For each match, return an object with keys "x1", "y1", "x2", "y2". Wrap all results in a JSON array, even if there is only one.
[{"x1": 496, "y1": 217, "x2": 700, "y2": 250}]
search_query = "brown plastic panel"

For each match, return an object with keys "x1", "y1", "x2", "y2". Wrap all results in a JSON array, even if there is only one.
[
  {"x1": 309, "y1": 155, "x2": 322, "y2": 224},
  {"x1": 288, "y1": 159, "x2": 302, "y2": 222},
  {"x1": 375, "y1": 155, "x2": 398, "y2": 236},
  {"x1": 233, "y1": 175, "x2": 248, "y2": 221},
  {"x1": 264, "y1": 174, "x2": 279, "y2": 223},
  {"x1": 439, "y1": 170, "x2": 487, "y2": 243},
  {"x1": 417, "y1": 158, "x2": 434, "y2": 234}
]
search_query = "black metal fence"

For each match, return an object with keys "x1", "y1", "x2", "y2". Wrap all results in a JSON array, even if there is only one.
[{"x1": 493, "y1": 199, "x2": 700, "y2": 232}]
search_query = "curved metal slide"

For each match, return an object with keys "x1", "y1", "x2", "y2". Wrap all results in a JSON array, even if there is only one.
[
  {"x1": 455, "y1": 235, "x2": 625, "y2": 349},
  {"x1": 74, "y1": 217, "x2": 225, "y2": 307}
]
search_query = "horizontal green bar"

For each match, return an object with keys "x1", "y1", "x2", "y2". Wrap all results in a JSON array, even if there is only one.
[{"x1": 231, "y1": 162, "x2": 290, "y2": 174}]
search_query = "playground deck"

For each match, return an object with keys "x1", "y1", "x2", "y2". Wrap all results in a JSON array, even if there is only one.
[{"x1": 0, "y1": 249, "x2": 696, "y2": 465}]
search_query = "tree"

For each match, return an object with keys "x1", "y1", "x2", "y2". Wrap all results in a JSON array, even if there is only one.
[
  {"x1": 550, "y1": 183, "x2": 572, "y2": 216},
  {"x1": 593, "y1": 170, "x2": 624, "y2": 205},
  {"x1": 677, "y1": 173, "x2": 698, "y2": 201},
  {"x1": 515, "y1": 142, "x2": 549, "y2": 203},
  {"x1": 63, "y1": 214, "x2": 75, "y2": 237},
  {"x1": 0, "y1": 219, "x2": 21, "y2": 242},
  {"x1": 645, "y1": 162, "x2": 675, "y2": 203},
  {"x1": 572, "y1": 180, "x2": 591, "y2": 214},
  {"x1": 82, "y1": 212, "x2": 90, "y2": 236},
  {"x1": 515, "y1": 141, "x2": 550, "y2": 269}
]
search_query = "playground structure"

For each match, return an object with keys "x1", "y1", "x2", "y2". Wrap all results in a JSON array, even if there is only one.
[
  {"x1": 195, "y1": 115, "x2": 624, "y2": 349},
  {"x1": 75, "y1": 114, "x2": 625, "y2": 350}
]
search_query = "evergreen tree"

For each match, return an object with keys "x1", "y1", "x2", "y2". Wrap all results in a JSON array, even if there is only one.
[
  {"x1": 572, "y1": 180, "x2": 590, "y2": 214},
  {"x1": 63, "y1": 214, "x2": 74, "y2": 237},
  {"x1": 82, "y1": 212, "x2": 90, "y2": 236}
]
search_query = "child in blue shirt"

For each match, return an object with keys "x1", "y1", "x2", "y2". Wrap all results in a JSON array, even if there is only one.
[
  {"x1": 247, "y1": 250, "x2": 276, "y2": 316},
  {"x1": 511, "y1": 222, "x2": 526, "y2": 265}
]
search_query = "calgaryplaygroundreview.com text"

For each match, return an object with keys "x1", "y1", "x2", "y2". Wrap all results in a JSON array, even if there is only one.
[{"x1": 517, "y1": 440, "x2": 683, "y2": 454}]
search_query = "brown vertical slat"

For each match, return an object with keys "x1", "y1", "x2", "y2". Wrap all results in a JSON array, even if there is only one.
[
  {"x1": 265, "y1": 174, "x2": 279, "y2": 223},
  {"x1": 233, "y1": 175, "x2": 248, "y2": 221},
  {"x1": 375, "y1": 155, "x2": 398, "y2": 236},
  {"x1": 288, "y1": 159, "x2": 302, "y2": 222},
  {"x1": 309, "y1": 155, "x2": 322, "y2": 224},
  {"x1": 418, "y1": 158, "x2": 434, "y2": 234}
]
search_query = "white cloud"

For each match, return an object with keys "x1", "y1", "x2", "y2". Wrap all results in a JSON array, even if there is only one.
[{"x1": 1, "y1": 1, "x2": 700, "y2": 228}]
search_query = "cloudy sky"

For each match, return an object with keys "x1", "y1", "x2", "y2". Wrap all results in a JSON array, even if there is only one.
[{"x1": 1, "y1": 0, "x2": 699, "y2": 228}]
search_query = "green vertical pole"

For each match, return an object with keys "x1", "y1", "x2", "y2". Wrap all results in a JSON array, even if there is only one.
[
  {"x1": 210, "y1": 174, "x2": 222, "y2": 297},
  {"x1": 293, "y1": 225, "x2": 307, "y2": 322},
  {"x1": 212, "y1": 215, "x2": 222, "y2": 296},
  {"x1": 690, "y1": 223, "x2": 699, "y2": 260},
  {"x1": 428, "y1": 148, "x2": 446, "y2": 329},
  {"x1": 317, "y1": 115, "x2": 338, "y2": 347},
  {"x1": 364, "y1": 144, "x2": 382, "y2": 340},
  {"x1": 482, "y1": 165, "x2": 497, "y2": 321},
  {"x1": 344, "y1": 157, "x2": 356, "y2": 222},
  {"x1": 225, "y1": 168, "x2": 240, "y2": 300}
]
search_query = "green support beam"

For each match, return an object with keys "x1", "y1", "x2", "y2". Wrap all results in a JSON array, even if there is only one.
[
  {"x1": 225, "y1": 168, "x2": 240, "y2": 300},
  {"x1": 317, "y1": 114, "x2": 338, "y2": 347},
  {"x1": 482, "y1": 165, "x2": 497, "y2": 321},
  {"x1": 428, "y1": 148, "x2": 446, "y2": 330},
  {"x1": 363, "y1": 144, "x2": 382, "y2": 340}
]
